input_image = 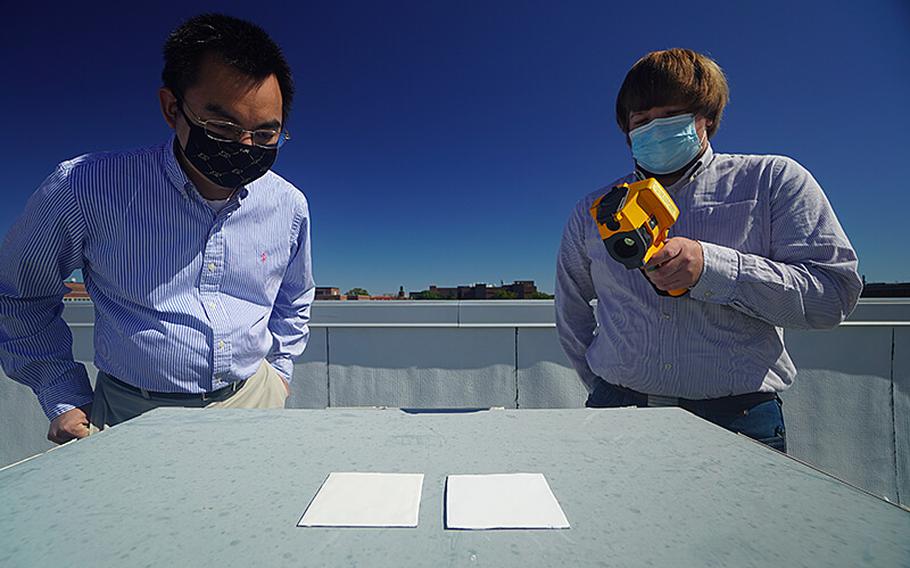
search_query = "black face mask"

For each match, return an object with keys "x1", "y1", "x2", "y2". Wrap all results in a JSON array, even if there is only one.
[{"x1": 179, "y1": 115, "x2": 278, "y2": 189}]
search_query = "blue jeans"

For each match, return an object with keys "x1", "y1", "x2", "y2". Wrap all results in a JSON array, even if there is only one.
[{"x1": 585, "y1": 380, "x2": 787, "y2": 452}]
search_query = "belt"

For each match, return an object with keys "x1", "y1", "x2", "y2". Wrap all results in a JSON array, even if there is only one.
[
  {"x1": 609, "y1": 382, "x2": 778, "y2": 415},
  {"x1": 103, "y1": 373, "x2": 246, "y2": 402}
]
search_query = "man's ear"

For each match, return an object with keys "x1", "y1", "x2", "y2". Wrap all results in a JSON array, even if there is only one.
[{"x1": 158, "y1": 88, "x2": 179, "y2": 130}]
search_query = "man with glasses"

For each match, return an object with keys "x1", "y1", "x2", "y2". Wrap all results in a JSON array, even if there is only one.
[
  {"x1": 0, "y1": 14, "x2": 314, "y2": 443},
  {"x1": 555, "y1": 49, "x2": 861, "y2": 451}
]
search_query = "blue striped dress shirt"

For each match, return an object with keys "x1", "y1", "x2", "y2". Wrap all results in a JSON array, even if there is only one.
[
  {"x1": 0, "y1": 137, "x2": 315, "y2": 420},
  {"x1": 555, "y1": 145, "x2": 862, "y2": 399}
]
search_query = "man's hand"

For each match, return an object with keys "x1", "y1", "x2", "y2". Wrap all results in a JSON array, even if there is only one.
[
  {"x1": 47, "y1": 405, "x2": 92, "y2": 444},
  {"x1": 644, "y1": 237, "x2": 704, "y2": 292}
]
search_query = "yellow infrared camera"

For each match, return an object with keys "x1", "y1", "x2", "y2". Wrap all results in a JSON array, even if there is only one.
[{"x1": 589, "y1": 178, "x2": 688, "y2": 297}]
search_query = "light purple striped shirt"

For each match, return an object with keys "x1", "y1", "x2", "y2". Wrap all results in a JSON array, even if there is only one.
[
  {"x1": 555, "y1": 145, "x2": 861, "y2": 398},
  {"x1": 0, "y1": 137, "x2": 315, "y2": 420}
]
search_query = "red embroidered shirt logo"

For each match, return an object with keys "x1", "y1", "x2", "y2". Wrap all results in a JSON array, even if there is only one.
[{"x1": 260, "y1": 251, "x2": 268, "y2": 263}]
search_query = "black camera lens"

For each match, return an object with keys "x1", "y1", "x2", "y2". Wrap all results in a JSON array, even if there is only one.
[{"x1": 613, "y1": 236, "x2": 639, "y2": 259}]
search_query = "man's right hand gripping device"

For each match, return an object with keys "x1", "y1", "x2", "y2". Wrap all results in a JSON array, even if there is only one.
[{"x1": 589, "y1": 178, "x2": 688, "y2": 297}]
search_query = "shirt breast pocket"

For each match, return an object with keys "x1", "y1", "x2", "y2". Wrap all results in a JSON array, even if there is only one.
[{"x1": 676, "y1": 199, "x2": 764, "y2": 255}]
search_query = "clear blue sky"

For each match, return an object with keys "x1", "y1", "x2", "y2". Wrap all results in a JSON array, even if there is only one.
[{"x1": 2, "y1": 1, "x2": 908, "y2": 294}]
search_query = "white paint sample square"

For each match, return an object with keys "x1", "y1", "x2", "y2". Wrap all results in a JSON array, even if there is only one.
[
  {"x1": 298, "y1": 472, "x2": 424, "y2": 528},
  {"x1": 445, "y1": 473, "x2": 570, "y2": 530}
]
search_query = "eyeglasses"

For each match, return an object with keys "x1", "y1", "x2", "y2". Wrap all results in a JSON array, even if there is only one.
[{"x1": 178, "y1": 101, "x2": 291, "y2": 149}]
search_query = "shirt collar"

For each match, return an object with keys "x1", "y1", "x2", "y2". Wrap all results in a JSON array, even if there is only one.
[
  {"x1": 163, "y1": 135, "x2": 192, "y2": 196},
  {"x1": 162, "y1": 134, "x2": 250, "y2": 202}
]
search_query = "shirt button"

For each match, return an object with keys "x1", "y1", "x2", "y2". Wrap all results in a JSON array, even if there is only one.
[
  {"x1": 704, "y1": 291, "x2": 713, "y2": 298},
  {"x1": 662, "y1": 313, "x2": 671, "y2": 320},
  {"x1": 218, "y1": 340, "x2": 225, "y2": 350},
  {"x1": 663, "y1": 363, "x2": 673, "y2": 371},
  {"x1": 208, "y1": 302, "x2": 216, "y2": 310},
  {"x1": 208, "y1": 263, "x2": 216, "y2": 272}
]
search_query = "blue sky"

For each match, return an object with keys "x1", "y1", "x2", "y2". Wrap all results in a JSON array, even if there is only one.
[{"x1": 2, "y1": 1, "x2": 908, "y2": 294}]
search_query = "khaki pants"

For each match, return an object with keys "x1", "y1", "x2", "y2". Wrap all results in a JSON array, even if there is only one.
[{"x1": 88, "y1": 360, "x2": 288, "y2": 434}]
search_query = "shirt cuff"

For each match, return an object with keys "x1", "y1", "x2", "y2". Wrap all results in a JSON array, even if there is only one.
[
  {"x1": 689, "y1": 241, "x2": 740, "y2": 304},
  {"x1": 37, "y1": 367, "x2": 94, "y2": 421},
  {"x1": 266, "y1": 357, "x2": 294, "y2": 383}
]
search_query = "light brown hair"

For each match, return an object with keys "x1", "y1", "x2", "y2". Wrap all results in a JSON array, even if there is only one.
[{"x1": 615, "y1": 48, "x2": 729, "y2": 138}]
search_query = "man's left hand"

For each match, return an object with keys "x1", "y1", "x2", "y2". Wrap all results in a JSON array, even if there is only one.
[{"x1": 644, "y1": 237, "x2": 704, "y2": 292}]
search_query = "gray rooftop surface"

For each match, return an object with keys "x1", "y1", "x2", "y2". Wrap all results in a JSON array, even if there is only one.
[{"x1": 1, "y1": 407, "x2": 907, "y2": 567}]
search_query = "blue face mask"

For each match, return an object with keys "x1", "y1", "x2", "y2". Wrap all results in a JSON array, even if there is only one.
[{"x1": 629, "y1": 113, "x2": 703, "y2": 175}]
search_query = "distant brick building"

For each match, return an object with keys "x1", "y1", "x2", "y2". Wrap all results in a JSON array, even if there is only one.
[
  {"x1": 861, "y1": 282, "x2": 910, "y2": 298},
  {"x1": 411, "y1": 280, "x2": 543, "y2": 300},
  {"x1": 315, "y1": 287, "x2": 343, "y2": 300},
  {"x1": 64, "y1": 282, "x2": 90, "y2": 302},
  {"x1": 314, "y1": 287, "x2": 392, "y2": 301},
  {"x1": 415, "y1": 284, "x2": 487, "y2": 300},
  {"x1": 503, "y1": 280, "x2": 538, "y2": 298}
]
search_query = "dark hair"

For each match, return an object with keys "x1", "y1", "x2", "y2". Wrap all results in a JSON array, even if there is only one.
[
  {"x1": 616, "y1": 48, "x2": 729, "y2": 139},
  {"x1": 162, "y1": 13, "x2": 294, "y2": 120}
]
